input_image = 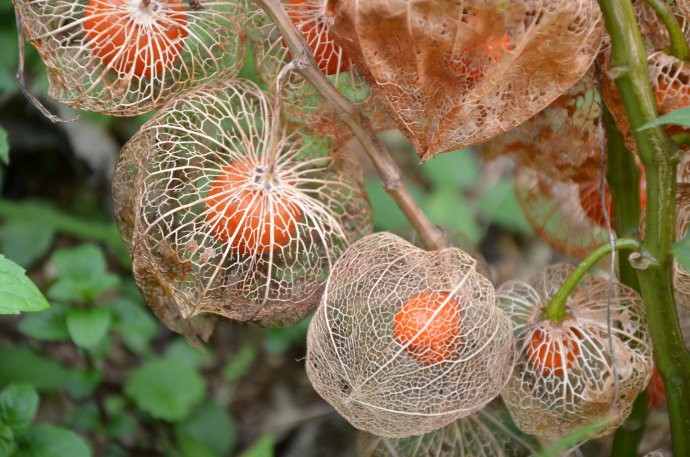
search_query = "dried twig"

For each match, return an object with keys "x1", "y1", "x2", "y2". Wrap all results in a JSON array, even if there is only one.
[{"x1": 252, "y1": 0, "x2": 449, "y2": 251}]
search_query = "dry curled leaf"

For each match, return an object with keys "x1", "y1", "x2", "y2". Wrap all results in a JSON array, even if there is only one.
[
  {"x1": 112, "y1": 79, "x2": 373, "y2": 330},
  {"x1": 13, "y1": 0, "x2": 246, "y2": 115},
  {"x1": 306, "y1": 232, "x2": 514, "y2": 438},
  {"x1": 356, "y1": 401, "x2": 539, "y2": 457},
  {"x1": 331, "y1": 0, "x2": 604, "y2": 159},
  {"x1": 496, "y1": 264, "x2": 653, "y2": 441}
]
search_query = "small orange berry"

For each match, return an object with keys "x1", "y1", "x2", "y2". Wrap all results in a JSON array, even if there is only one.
[
  {"x1": 205, "y1": 159, "x2": 302, "y2": 256},
  {"x1": 83, "y1": 0, "x2": 188, "y2": 77},
  {"x1": 392, "y1": 291, "x2": 462, "y2": 365},
  {"x1": 526, "y1": 326, "x2": 582, "y2": 377}
]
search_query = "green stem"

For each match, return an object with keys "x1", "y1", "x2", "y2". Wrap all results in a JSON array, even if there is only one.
[
  {"x1": 543, "y1": 238, "x2": 641, "y2": 322},
  {"x1": 605, "y1": 106, "x2": 647, "y2": 456},
  {"x1": 643, "y1": 0, "x2": 690, "y2": 61},
  {"x1": 598, "y1": 1, "x2": 690, "y2": 455}
]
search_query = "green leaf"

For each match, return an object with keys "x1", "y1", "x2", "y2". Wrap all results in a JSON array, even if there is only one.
[
  {"x1": 164, "y1": 339, "x2": 211, "y2": 369},
  {"x1": 66, "y1": 369, "x2": 102, "y2": 400},
  {"x1": 66, "y1": 307, "x2": 112, "y2": 349},
  {"x1": 14, "y1": 425, "x2": 91, "y2": 457},
  {"x1": 0, "y1": 126, "x2": 8, "y2": 165},
  {"x1": 18, "y1": 303, "x2": 70, "y2": 341},
  {"x1": 0, "y1": 426, "x2": 15, "y2": 457},
  {"x1": 0, "y1": 384, "x2": 39, "y2": 433},
  {"x1": 48, "y1": 244, "x2": 119, "y2": 302},
  {"x1": 222, "y1": 345, "x2": 257, "y2": 382},
  {"x1": 125, "y1": 359, "x2": 205, "y2": 422},
  {"x1": 176, "y1": 402, "x2": 235, "y2": 457},
  {"x1": 479, "y1": 179, "x2": 533, "y2": 234},
  {"x1": 0, "y1": 347, "x2": 70, "y2": 391},
  {"x1": 673, "y1": 232, "x2": 690, "y2": 271},
  {"x1": 0, "y1": 221, "x2": 54, "y2": 268},
  {"x1": 365, "y1": 179, "x2": 425, "y2": 231},
  {"x1": 423, "y1": 189, "x2": 481, "y2": 244},
  {"x1": 264, "y1": 317, "x2": 310, "y2": 354},
  {"x1": 238, "y1": 436, "x2": 274, "y2": 457},
  {"x1": 420, "y1": 149, "x2": 479, "y2": 189},
  {"x1": 177, "y1": 437, "x2": 218, "y2": 457},
  {"x1": 0, "y1": 254, "x2": 50, "y2": 314},
  {"x1": 65, "y1": 403, "x2": 100, "y2": 433},
  {"x1": 109, "y1": 298, "x2": 158, "y2": 355},
  {"x1": 638, "y1": 105, "x2": 690, "y2": 131}
]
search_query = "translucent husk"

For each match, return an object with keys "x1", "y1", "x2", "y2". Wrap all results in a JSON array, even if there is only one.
[
  {"x1": 484, "y1": 67, "x2": 603, "y2": 184},
  {"x1": 497, "y1": 264, "x2": 653, "y2": 441},
  {"x1": 112, "y1": 79, "x2": 373, "y2": 336},
  {"x1": 13, "y1": 0, "x2": 246, "y2": 115},
  {"x1": 331, "y1": 0, "x2": 604, "y2": 160},
  {"x1": 673, "y1": 184, "x2": 690, "y2": 309},
  {"x1": 514, "y1": 166, "x2": 611, "y2": 260},
  {"x1": 306, "y1": 232, "x2": 515, "y2": 438},
  {"x1": 356, "y1": 401, "x2": 539, "y2": 457},
  {"x1": 246, "y1": 0, "x2": 392, "y2": 142}
]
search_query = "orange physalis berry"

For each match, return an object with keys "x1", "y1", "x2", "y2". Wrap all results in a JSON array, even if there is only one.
[
  {"x1": 286, "y1": 0, "x2": 351, "y2": 75},
  {"x1": 205, "y1": 159, "x2": 302, "y2": 256},
  {"x1": 83, "y1": 0, "x2": 188, "y2": 77},
  {"x1": 647, "y1": 366, "x2": 666, "y2": 409},
  {"x1": 393, "y1": 291, "x2": 462, "y2": 365},
  {"x1": 526, "y1": 327, "x2": 582, "y2": 377}
]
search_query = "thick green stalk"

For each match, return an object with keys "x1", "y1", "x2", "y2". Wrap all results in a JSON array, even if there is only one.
[
  {"x1": 643, "y1": 0, "x2": 690, "y2": 61},
  {"x1": 543, "y1": 238, "x2": 640, "y2": 322},
  {"x1": 598, "y1": 1, "x2": 690, "y2": 455},
  {"x1": 604, "y1": 106, "x2": 647, "y2": 457}
]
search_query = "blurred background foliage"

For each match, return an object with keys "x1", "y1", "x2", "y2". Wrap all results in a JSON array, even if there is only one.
[{"x1": 0, "y1": 5, "x2": 550, "y2": 456}]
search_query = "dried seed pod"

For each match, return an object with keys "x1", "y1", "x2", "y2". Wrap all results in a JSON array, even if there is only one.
[
  {"x1": 514, "y1": 166, "x2": 610, "y2": 259},
  {"x1": 332, "y1": 0, "x2": 604, "y2": 159},
  {"x1": 496, "y1": 264, "x2": 653, "y2": 441},
  {"x1": 356, "y1": 402, "x2": 539, "y2": 457},
  {"x1": 247, "y1": 0, "x2": 392, "y2": 141},
  {"x1": 13, "y1": 0, "x2": 246, "y2": 116},
  {"x1": 483, "y1": 67, "x2": 603, "y2": 184},
  {"x1": 112, "y1": 79, "x2": 373, "y2": 330},
  {"x1": 306, "y1": 232, "x2": 515, "y2": 438}
]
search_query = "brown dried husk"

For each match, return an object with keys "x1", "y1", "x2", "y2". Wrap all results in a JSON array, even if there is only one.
[
  {"x1": 356, "y1": 402, "x2": 539, "y2": 457},
  {"x1": 246, "y1": 0, "x2": 392, "y2": 142},
  {"x1": 13, "y1": 0, "x2": 246, "y2": 116},
  {"x1": 112, "y1": 79, "x2": 373, "y2": 332},
  {"x1": 331, "y1": 0, "x2": 604, "y2": 160},
  {"x1": 306, "y1": 232, "x2": 515, "y2": 438},
  {"x1": 497, "y1": 264, "x2": 653, "y2": 441},
  {"x1": 483, "y1": 67, "x2": 603, "y2": 184},
  {"x1": 514, "y1": 166, "x2": 611, "y2": 259}
]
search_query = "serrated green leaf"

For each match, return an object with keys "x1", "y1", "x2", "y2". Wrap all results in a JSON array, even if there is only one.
[
  {"x1": 0, "y1": 126, "x2": 8, "y2": 165},
  {"x1": 0, "y1": 347, "x2": 70, "y2": 391},
  {"x1": 14, "y1": 425, "x2": 91, "y2": 457},
  {"x1": 0, "y1": 254, "x2": 49, "y2": 314},
  {"x1": 66, "y1": 307, "x2": 112, "y2": 349},
  {"x1": 0, "y1": 426, "x2": 15, "y2": 457},
  {"x1": 420, "y1": 149, "x2": 479, "y2": 189},
  {"x1": 673, "y1": 232, "x2": 690, "y2": 271},
  {"x1": 48, "y1": 244, "x2": 119, "y2": 302},
  {"x1": 238, "y1": 436, "x2": 274, "y2": 457},
  {"x1": 125, "y1": 359, "x2": 205, "y2": 422},
  {"x1": 0, "y1": 221, "x2": 54, "y2": 268},
  {"x1": 109, "y1": 298, "x2": 158, "y2": 355},
  {"x1": 0, "y1": 384, "x2": 39, "y2": 433},
  {"x1": 164, "y1": 339, "x2": 211, "y2": 369},
  {"x1": 638, "y1": 105, "x2": 690, "y2": 131},
  {"x1": 479, "y1": 179, "x2": 533, "y2": 234},
  {"x1": 176, "y1": 402, "x2": 235, "y2": 457},
  {"x1": 223, "y1": 345, "x2": 257, "y2": 382},
  {"x1": 18, "y1": 303, "x2": 70, "y2": 341}
]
